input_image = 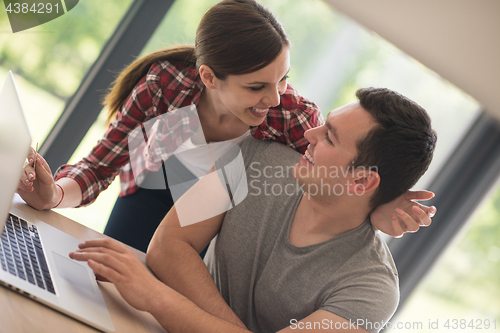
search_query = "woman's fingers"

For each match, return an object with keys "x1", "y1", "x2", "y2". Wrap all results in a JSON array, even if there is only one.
[
  {"x1": 406, "y1": 190, "x2": 435, "y2": 201},
  {"x1": 391, "y1": 213, "x2": 405, "y2": 238},
  {"x1": 28, "y1": 146, "x2": 37, "y2": 161},
  {"x1": 33, "y1": 155, "x2": 55, "y2": 184},
  {"x1": 411, "y1": 205, "x2": 435, "y2": 226},
  {"x1": 18, "y1": 173, "x2": 34, "y2": 192},
  {"x1": 425, "y1": 205, "x2": 437, "y2": 218},
  {"x1": 395, "y1": 208, "x2": 420, "y2": 233},
  {"x1": 412, "y1": 206, "x2": 429, "y2": 226},
  {"x1": 19, "y1": 153, "x2": 36, "y2": 191},
  {"x1": 405, "y1": 190, "x2": 437, "y2": 227},
  {"x1": 19, "y1": 153, "x2": 54, "y2": 191}
]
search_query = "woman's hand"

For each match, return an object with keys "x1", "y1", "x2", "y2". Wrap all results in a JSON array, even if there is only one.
[
  {"x1": 370, "y1": 190, "x2": 437, "y2": 238},
  {"x1": 69, "y1": 238, "x2": 165, "y2": 313},
  {"x1": 17, "y1": 147, "x2": 61, "y2": 210}
]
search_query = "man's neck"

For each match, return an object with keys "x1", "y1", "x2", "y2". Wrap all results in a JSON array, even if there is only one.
[{"x1": 288, "y1": 194, "x2": 371, "y2": 247}]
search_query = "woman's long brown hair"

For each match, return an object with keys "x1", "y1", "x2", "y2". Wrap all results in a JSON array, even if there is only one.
[
  {"x1": 104, "y1": 0, "x2": 289, "y2": 122},
  {"x1": 103, "y1": 46, "x2": 196, "y2": 122}
]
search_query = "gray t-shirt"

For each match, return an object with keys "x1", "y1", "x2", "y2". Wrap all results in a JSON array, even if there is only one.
[{"x1": 205, "y1": 137, "x2": 399, "y2": 333}]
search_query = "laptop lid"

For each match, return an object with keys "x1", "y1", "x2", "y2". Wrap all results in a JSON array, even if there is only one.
[
  {"x1": 0, "y1": 71, "x2": 32, "y2": 229},
  {"x1": 0, "y1": 72, "x2": 115, "y2": 332}
]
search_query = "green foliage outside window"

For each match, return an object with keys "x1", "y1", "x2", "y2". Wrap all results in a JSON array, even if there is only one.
[
  {"x1": 389, "y1": 183, "x2": 500, "y2": 332},
  {"x1": 0, "y1": 0, "x2": 133, "y2": 99}
]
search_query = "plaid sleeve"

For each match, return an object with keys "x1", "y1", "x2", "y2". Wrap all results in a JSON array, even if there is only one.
[
  {"x1": 54, "y1": 65, "x2": 166, "y2": 207},
  {"x1": 251, "y1": 83, "x2": 324, "y2": 154}
]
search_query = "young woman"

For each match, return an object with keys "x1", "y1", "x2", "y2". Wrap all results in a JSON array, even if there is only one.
[{"x1": 18, "y1": 0, "x2": 435, "y2": 252}]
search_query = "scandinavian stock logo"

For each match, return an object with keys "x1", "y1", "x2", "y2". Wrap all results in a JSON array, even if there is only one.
[
  {"x1": 3, "y1": 0, "x2": 79, "y2": 33},
  {"x1": 127, "y1": 105, "x2": 248, "y2": 227}
]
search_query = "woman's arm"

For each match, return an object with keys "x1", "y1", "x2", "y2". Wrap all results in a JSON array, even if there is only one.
[
  {"x1": 370, "y1": 190, "x2": 437, "y2": 237},
  {"x1": 19, "y1": 63, "x2": 176, "y2": 209}
]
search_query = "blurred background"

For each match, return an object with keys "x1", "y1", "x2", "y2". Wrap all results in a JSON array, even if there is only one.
[{"x1": 0, "y1": 0, "x2": 498, "y2": 331}]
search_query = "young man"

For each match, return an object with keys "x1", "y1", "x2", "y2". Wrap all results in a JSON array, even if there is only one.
[{"x1": 70, "y1": 88, "x2": 437, "y2": 333}]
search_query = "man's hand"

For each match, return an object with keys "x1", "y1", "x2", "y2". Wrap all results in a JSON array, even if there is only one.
[
  {"x1": 69, "y1": 238, "x2": 164, "y2": 313},
  {"x1": 370, "y1": 190, "x2": 437, "y2": 238},
  {"x1": 71, "y1": 238, "x2": 251, "y2": 333}
]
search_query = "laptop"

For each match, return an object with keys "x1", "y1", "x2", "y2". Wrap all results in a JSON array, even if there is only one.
[{"x1": 0, "y1": 71, "x2": 115, "y2": 333}]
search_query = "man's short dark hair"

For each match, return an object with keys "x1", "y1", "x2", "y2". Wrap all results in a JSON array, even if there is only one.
[{"x1": 352, "y1": 87, "x2": 437, "y2": 209}]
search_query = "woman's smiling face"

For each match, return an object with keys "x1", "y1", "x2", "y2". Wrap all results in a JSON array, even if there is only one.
[{"x1": 208, "y1": 46, "x2": 290, "y2": 127}]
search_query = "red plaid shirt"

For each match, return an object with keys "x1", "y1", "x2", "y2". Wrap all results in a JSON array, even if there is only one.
[{"x1": 54, "y1": 60, "x2": 323, "y2": 206}]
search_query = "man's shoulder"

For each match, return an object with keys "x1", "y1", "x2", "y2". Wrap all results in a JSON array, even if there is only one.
[
  {"x1": 330, "y1": 222, "x2": 398, "y2": 291},
  {"x1": 372, "y1": 231, "x2": 398, "y2": 278},
  {"x1": 320, "y1": 225, "x2": 399, "y2": 331},
  {"x1": 344, "y1": 224, "x2": 398, "y2": 278},
  {"x1": 239, "y1": 137, "x2": 301, "y2": 168}
]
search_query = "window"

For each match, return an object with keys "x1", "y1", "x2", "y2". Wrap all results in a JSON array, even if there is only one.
[
  {"x1": 386, "y1": 179, "x2": 500, "y2": 332},
  {"x1": 0, "y1": 0, "x2": 134, "y2": 146}
]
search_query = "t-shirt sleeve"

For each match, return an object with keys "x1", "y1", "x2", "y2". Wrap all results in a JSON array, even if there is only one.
[{"x1": 320, "y1": 264, "x2": 399, "y2": 333}]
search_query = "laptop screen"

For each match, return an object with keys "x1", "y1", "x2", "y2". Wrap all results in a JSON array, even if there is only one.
[{"x1": 0, "y1": 71, "x2": 32, "y2": 229}]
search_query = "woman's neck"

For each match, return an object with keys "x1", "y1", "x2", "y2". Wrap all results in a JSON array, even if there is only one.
[{"x1": 197, "y1": 89, "x2": 250, "y2": 143}]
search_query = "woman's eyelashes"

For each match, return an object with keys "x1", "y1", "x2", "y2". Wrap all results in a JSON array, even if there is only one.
[
  {"x1": 248, "y1": 75, "x2": 289, "y2": 92},
  {"x1": 249, "y1": 85, "x2": 265, "y2": 91},
  {"x1": 325, "y1": 132, "x2": 334, "y2": 145}
]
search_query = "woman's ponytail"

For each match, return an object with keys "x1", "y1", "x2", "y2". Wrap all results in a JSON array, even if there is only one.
[{"x1": 104, "y1": 45, "x2": 196, "y2": 122}]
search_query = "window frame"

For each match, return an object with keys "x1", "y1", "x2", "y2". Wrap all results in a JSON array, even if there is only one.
[{"x1": 40, "y1": 0, "x2": 176, "y2": 169}]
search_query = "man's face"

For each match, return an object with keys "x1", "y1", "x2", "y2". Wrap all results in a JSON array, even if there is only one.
[{"x1": 293, "y1": 101, "x2": 378, "y2": 197}]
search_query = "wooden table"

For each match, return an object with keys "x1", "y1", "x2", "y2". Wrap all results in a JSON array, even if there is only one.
[{"x1": 0, "y1": 195, "x2": 167, "y2": 333}]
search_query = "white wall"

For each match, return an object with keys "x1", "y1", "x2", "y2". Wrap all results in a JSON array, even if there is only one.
[{"x1": 324, "y1": 0, "x2": 500, "y2": 120}]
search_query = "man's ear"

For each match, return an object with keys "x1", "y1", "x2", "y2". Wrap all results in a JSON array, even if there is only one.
[
  {"x1": 347, "y1": 168, "x2": 380, "y2": 195},
  {"x1": 199, "y1": 65, "x2": 219, "y2": 89}
]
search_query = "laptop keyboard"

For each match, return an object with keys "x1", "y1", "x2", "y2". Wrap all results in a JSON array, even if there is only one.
[{"x1": 0, "y1": 214, "x2": 55, "y2": 294}]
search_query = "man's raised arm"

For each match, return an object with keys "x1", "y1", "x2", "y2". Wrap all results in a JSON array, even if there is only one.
[{"x1": 146, "y1": 167, "x2": 247, "y2": 329}]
